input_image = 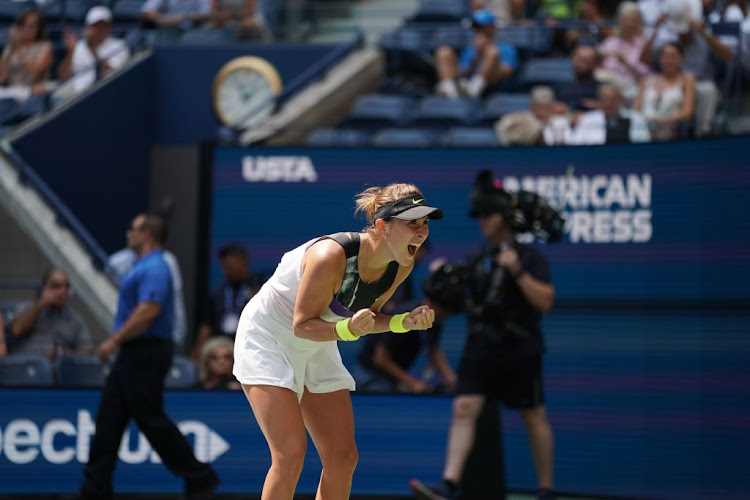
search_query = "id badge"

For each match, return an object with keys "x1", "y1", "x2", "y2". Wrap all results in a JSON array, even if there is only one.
[{"x1": 221, "y1": 312, "x2": 240, "y2": 336}]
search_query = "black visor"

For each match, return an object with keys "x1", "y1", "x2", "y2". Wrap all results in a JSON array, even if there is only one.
[{"x1": 373, "y1": 195, "x2": 444, "y2": 221}]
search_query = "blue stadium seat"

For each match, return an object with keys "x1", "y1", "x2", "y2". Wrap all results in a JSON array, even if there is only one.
[
  {"x1": 64, "y1": 0, "x2": 96, "y2": 23},
  {"x1": 180, "y1": 28, "x2": 235, "y2": 44},
  {"x1": 305, "y1": 128, "x2": 371, "y2": 147},
  {"x1": 496, "y1": 25, "x2": 554, "y2": 55},
  {"x1": 378, "y1": 25, "x2": 435, "y2": 74},
  {"x1": 371, "y1": 128, "x2": 440, "y2": 148},
  {"x1": 0, "y1": 97, "x2": 20, "y2": 125},
  {"x1": 112, "y1": 0, "x2": 145, "y2": 23},
  {"x1": 0, "y1": 354, "x2": 53, "y2": 387},
  {"x1": 429, "y1": 24, "x2": 471, "y2": 51},
  {"x1": 411, "y1": 95, "x2": 479, "y2": 128},
  {"x1": 441, "y1": 127, "x2": 499, "y2": 147},
  {"x1": 341, "y1": 94, "x2": 416, "y2": 130},
  {"x1": 56, "y1": 355, "x2": 111, "y2": 387},
  {"x1": 407, "y1": 0, "x2": 470, "y2": 23},
  {"x1": 481, "y1": 93, "x2": 532, "y2": 123},
  {"x1": 165, "y1": 355, "x2": 197, "y2": 388},
  {"x1": 0, "y1": 0, "x2": 33, "y2": 23},
  {"x1": 518, "y1": 58, "x2": 574, "y2": 89}
]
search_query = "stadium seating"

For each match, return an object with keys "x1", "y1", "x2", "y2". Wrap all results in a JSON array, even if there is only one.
[
  {"x1": 0, "y1": 354, "x2": 54, "y2": 386},
  {"x1": 371, "y1": 127, "x2": 440, "y2": 147},
  {"x1": 56, "y1": 355, "x2": 111, "y2": 387},
  {"x1": 411, "y1": 95, "x2": 479, "y2": 128},
  {"x1": 406, "y1": 0, "x2": 470, "y2": 23},
  {"x1": 441, "y1": 126, "x2": 499, "y2": 146},
  {"x1": 339, "y1": 93, "x2": 417, "y2": 130},
  {"x1": 517, "y1": 57, "x2": 574, "y2": 89},
  {"x1": 305, "y1": 128, "x2": 371, "y2": 147},
  {"x1": 165, "y1": 354, "x2": 197, "y2": 388},
  {"x1": 480, "y1": 92, "x2": 532, "y2": 124}
]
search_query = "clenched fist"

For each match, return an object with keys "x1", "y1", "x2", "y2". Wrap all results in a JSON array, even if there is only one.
[
  {"x1": 403, "y1": 305, "x2": 435, "y2": 331},
  {"x1": 349, "y1": 308, "x2": 376, "y2": 336}
]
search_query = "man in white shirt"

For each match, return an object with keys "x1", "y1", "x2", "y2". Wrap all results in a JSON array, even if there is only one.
[
  {"x1": 570, "y1": 84, "x2": 651, "y2": 144},
  {"x1": 57, "y1": 6, "x2": 130, "y2": 93}
]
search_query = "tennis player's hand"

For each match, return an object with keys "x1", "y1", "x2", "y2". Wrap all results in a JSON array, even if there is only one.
[
  {"x1": 403, "y1": 305, "x2": 435, "y2": 331},
  {"x1": 350, "y1": 308, "x2": 376, "y2": 336}
]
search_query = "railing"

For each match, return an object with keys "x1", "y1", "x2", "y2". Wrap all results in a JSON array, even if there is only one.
[{"x1": 1, "y1": 148, "x2": 110, "y2": 270}]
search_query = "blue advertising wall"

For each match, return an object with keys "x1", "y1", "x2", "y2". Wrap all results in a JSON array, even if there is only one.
[
  {"x1": 209, "y1": 137, "x2": 749, "y2": 302},
  {"x1": 202, "y1": 136, "x2": 750, "y2": 499}
]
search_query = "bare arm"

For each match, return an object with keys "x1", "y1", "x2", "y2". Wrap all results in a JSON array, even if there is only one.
[
  {"x1": 666, "y1": 73, "x2": 696, "y2": 124},
  {"x1": 0, "y1": 316, "x2": 7, "y2": 356},
  {"x1": 427, "y1": 345, "x2": 456, "y2": 389},
  {"x1": 9, "y1": 301, "x2": 47, "y2": 339},
  {"x1": 692, "y1": 20, "x2": 733, "y2": 62},
  {"x1": 372, "y1": 343, "x2": 429, "y2": 393}
]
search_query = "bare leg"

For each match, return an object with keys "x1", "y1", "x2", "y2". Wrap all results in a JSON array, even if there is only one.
[
  {"x1": 520, "y1": 406, "x2": 554, "y2": 490},
  {"x1": 301, "y1": 388, "x2": 358, "y2": 500},
  {"x1": 442, "y1": 394, "x2": 486, "y2": 483},
  {"x1": 243, "y1": 384, "x2": 307, "y2": 500}
]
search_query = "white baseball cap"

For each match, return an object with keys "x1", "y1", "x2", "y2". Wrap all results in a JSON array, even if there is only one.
[{"x1": 85, "y1": 6, "x2": 113, "y2": 26}]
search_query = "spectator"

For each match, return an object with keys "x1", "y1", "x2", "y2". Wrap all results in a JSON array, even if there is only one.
[
  {"x1": 599, "y1": 2, "x2": 651, "y2": 101},
  {"x1": 354, "y1": 244, "x2": 457, "y2": 394},
  {"x1": 570, "y1": 83, "x2": 651, "y2": 144},
  {"x1": 8, "y1": 269, "x2": 93, "y2": 359},
  {"x1": 0, "y1": 314, "x2": 7, "y2": 356},
  {"x1": 530, "y1": 85, "x2": 572, "y2": 145},
  {"x1": 76, "y1": 213, "x2": 219, "y2": 499},
  {"x1": 141, "y1": 0, "x2": 211, "y2": 32},
  {"x1": 57, "y1": 7, "x2": 131, "y2": 94},
  {"x1": 209, "y1": 0, "x2": 270, "y2": 40},
  {"x1": 0, "y1": 9, "x2": 53, "y2": 101},
  {"x1": 633, "y1": 41, "x2": 696, "y2": 140},
  {"x1": 106, "y1": 216, "x2": 188, "y2": 354},
  {"x1": 566, "y1": 0, "x2": 612, "y2": 50},
  {"x1": 196, "y1": 336, "x2": 240, "y2": 390},
  {"x1": 555, "y1": 43, "x2": 603, "y2": 111},
  {"x1": 472, "y1": 0, "x2": 526, "y2": 23},
  {"x1": 190, "y1": 242, "x2": 264, "y2": 361},
  {"x1": 435, "y1": 9, "x2": 519, "y2": 98},
  {"x1": 495, "y1": 110, "x2": 546, "y2": 145},
  {"x1": 640, "y1": 0, "x2": 733, "y2": 136}
]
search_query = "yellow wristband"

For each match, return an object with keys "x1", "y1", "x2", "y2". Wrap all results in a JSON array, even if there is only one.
[
  {"x1": 335, "y1": 318, "x2": 359, "y2": 341},
  {"x1": 389, "y1": 312, "x2": 411, "y2": 333}
]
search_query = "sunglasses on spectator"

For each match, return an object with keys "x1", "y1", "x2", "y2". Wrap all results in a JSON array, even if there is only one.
[
  {"x1": 47, "y1": 281, "x2": 71, "y2": 290},
  {"x1": 210, "y1": 353, "x2": 232, "y2": 361}
]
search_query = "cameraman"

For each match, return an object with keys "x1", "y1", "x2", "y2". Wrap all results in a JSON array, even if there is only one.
[{"x1": 412, "y1": 171, "x2": 556, "y2": 500}]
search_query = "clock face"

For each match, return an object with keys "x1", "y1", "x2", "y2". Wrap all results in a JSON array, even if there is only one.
[{"x1": 213, "y1": 57, "x2": 283, "y2": 129}]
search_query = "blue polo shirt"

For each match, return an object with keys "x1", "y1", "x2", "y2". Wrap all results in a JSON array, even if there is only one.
[
  {"x1": 459, "y1": 41, "x2": 519, "y2": 74},
  {"x1": 114, "y1": 249, "x2": 174, "y2": 342}
]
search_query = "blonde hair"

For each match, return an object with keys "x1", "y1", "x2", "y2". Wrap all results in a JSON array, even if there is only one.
[
  {"x1": 199, "y1": 336, "x2": 234, "y2": 384},
  {"x1": 530, "y1": 85, "x2": 556, "y2": 106},
  {"x1": 354, "y1": 183, "x2": 422, "y2": 229},
  {"x1": 616, "y1": 1, "x2": 643, "y2": 36}
]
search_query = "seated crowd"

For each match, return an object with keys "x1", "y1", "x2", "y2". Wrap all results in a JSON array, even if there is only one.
[{"x1": 322, "y1": 0, "x2": 748, "y2": 146}]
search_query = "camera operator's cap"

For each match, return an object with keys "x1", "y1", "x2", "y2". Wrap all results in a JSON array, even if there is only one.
[
  {"x1": 373, "y1": 195, "x2": 444, "y2": 221},
  {"x1": 471, "y1": 9, "x2": 496, "y2": 27},
  {"x1": 86, "y1": 5, "x2": 113, "y2": 25}
]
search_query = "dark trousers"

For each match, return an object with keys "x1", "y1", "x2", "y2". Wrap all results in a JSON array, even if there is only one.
[{"x1": 80, "y1": 338, "x2": 216, "y2": 499}]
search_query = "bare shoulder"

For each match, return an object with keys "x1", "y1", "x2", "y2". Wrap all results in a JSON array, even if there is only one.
[{"x1": 302, "y1": 238, "x2": 347, "y2": 273}]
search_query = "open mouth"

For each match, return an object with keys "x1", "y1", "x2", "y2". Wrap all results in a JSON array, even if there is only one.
[{"x1": 407, "y1": 244, "x2": 418, "y2": 256}]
